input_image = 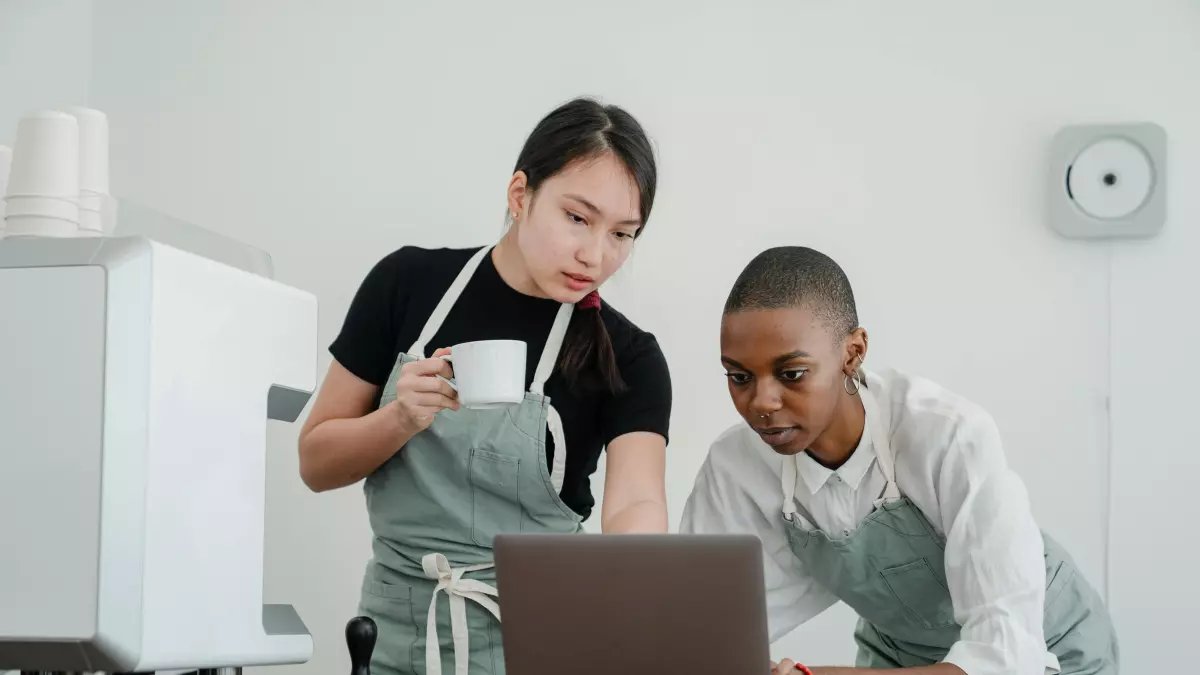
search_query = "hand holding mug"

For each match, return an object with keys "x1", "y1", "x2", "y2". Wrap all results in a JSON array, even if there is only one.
[{"x1": 391, "y1": 347, "x2": 459, "y2": 434}]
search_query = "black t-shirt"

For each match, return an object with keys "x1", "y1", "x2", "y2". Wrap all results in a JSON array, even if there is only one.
[{"x1": 330, "y1": 245, "x2": 673, "y2": 520}]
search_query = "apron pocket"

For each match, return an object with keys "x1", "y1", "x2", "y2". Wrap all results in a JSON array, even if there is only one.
[
  {"x1": 880, "y1": 558, "x2": 957, "y2": 630},
  {"x1": 363, "y1": 578, "x2": 414, "y2": 600},
  {"x1": 359, "y1": 578, "x2": 418, "y2": 675},
  {"x1": 469, "y1": 448, "x2": 521, "y2": 547}
]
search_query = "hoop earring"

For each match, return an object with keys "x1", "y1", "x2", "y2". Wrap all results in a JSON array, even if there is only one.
[{"x1": 844, "y1": 372, "x2": 861, "y2": 396}]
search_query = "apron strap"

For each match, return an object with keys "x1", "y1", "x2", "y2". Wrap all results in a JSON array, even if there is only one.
[
  {"x1": 861, "y1": 386, "x2": 902, "y2": 502},
  {"x1": 781, "y1": 455, "x2": 801, "y2": 521},
  {"x1": 780, "y1": 457, "x2": 822, "y2": 527},
  {"x1": 530, "y1": 302, "x2": 574, "y2": 395},
  {"x1": 408, "y1": 245, "x2": 493, "y2": 359},
  {"x1": 546, "y1": 404, "x2": 568, "y2": 494},
  {"x1": 531, "y1": 302, "x2": 574, "y2": 495}
]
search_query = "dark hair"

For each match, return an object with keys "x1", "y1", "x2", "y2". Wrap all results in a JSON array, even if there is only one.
[
  {"x1": 513, "y1": 97, "x2": 657, "y2": 394},
  {"x1": 724, "y1": 246, "x2": 860, "y2": 338}
]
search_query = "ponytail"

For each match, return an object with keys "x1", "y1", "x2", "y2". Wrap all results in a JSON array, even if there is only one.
[{"x1": 558, "y1": 295, "x2": 626, "y2": 394}]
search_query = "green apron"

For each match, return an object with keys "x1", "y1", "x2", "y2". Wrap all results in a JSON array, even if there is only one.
[
  {"x1": 358, "y1": 245, "x2": 584, "y2": 675},
  {"x1": 781, "y1": 385, "x2": 1119, "y2": 674}
]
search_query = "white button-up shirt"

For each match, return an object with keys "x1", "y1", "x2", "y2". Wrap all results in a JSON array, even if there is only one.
[{"x1": 680, "y1": 369, "x2": 1056, "y2": 675}]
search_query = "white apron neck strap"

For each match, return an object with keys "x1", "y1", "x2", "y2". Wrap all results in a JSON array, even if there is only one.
[
  {"x1": 530, "y1": 302, "x2": 574, "y2": 395},
  {"x1": 408, "y1": 245, "x2": 493, "y2": 359},
  {"x1": 781, "y1": 454, "x2": 801, "y2": 521},
  {"x1": 545, "y1": 405, "x2": 568, "y2": 494},
  {"x1": 861, "y1": 388, "x2": 901, "y2": 502},
  {"x1": 532, "y1": 302, "x2": 574, "y2": 495}
]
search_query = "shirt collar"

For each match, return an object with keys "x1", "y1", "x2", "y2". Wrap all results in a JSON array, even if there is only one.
[{"x1": 794, "y1": 420, "x2": 876, "y2": 494}]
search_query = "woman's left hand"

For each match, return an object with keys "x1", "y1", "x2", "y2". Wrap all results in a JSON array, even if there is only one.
[{"x1": 770, "y1": 659, "x2": 798, "y2": 674}]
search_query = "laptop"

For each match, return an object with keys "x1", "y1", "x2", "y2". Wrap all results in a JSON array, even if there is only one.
[{"x1": 494, "y1": 533, "x2": 770, "y2": 675}]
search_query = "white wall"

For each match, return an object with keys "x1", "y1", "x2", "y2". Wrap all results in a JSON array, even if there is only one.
[
  {"x1": 0, "y1": 0, "x2": 1186, "y2": 672},
  {"x1": 1108, "y1": 94, "x2": 1200, "y2": 672},
  {"x1": 0, "y1": 0, "x2": 93, "y2": 154}
]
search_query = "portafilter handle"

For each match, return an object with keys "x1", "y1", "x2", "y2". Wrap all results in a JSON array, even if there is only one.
[{"x1": 346, "y1": 615, "x2": 378, "y2": 675}]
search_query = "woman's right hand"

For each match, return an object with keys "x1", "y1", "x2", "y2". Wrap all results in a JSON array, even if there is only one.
[{"x1": 389, "y1": 347, "x2": 460, "y2": 434}]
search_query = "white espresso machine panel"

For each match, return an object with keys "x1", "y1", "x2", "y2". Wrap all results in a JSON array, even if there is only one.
[{"x1": 0, "y1": 235, "x2": 317, "y2": 673}]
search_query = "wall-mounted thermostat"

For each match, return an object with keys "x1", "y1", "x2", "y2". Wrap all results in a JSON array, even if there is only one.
[{"x1": 1049, "y1": 122, "x2": 1167, "y2": 240}]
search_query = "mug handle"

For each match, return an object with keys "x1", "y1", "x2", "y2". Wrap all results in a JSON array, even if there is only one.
[{"x1": 436, "y1": 354, "x2": 457, "y2": 392}]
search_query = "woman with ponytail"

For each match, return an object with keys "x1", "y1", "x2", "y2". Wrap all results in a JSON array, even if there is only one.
[{"x1": 298, "y1": 98, "x2": 670, "y2": 674}]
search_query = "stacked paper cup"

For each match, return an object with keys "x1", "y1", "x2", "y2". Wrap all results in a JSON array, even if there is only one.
[
  {"x1": 0, "y1": 145, "x2": 11, "y2": 236},
  {"x1": 1, "y1": 107, "x2": 111, "y2": 239},
  {"x1": 67, "y1": 107, "x2": 110, "y2": 237},
  {"x1": 3, "y1": 111, "x2": 81, "y2": 237}
]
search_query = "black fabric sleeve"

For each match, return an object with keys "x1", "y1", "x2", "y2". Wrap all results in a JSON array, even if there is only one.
[
  {"x1": 329, "y1": 248, "x2": 412, "y2": 386},
  {"x1": 601, "y1": 332, "x2": 673, "y2": 446}
]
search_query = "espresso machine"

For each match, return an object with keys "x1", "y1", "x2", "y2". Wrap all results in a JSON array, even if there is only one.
[{"x1": 0, "y1": 213, "x2": 377, "y2": 675}]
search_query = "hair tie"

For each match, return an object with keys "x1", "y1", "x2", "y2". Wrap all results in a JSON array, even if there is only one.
[{"x1": 578, "y1": 290, "x2": 601, "y2": 310}]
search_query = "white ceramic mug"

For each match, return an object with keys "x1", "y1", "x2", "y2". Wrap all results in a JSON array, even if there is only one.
[{"x1": 438, "y1": 340, "x2": 526, "y2": 409}]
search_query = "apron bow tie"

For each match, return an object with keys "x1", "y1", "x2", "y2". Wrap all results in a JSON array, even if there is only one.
[{"x1": 420, "y1": 553, "x2": 501, "y2": 675}]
